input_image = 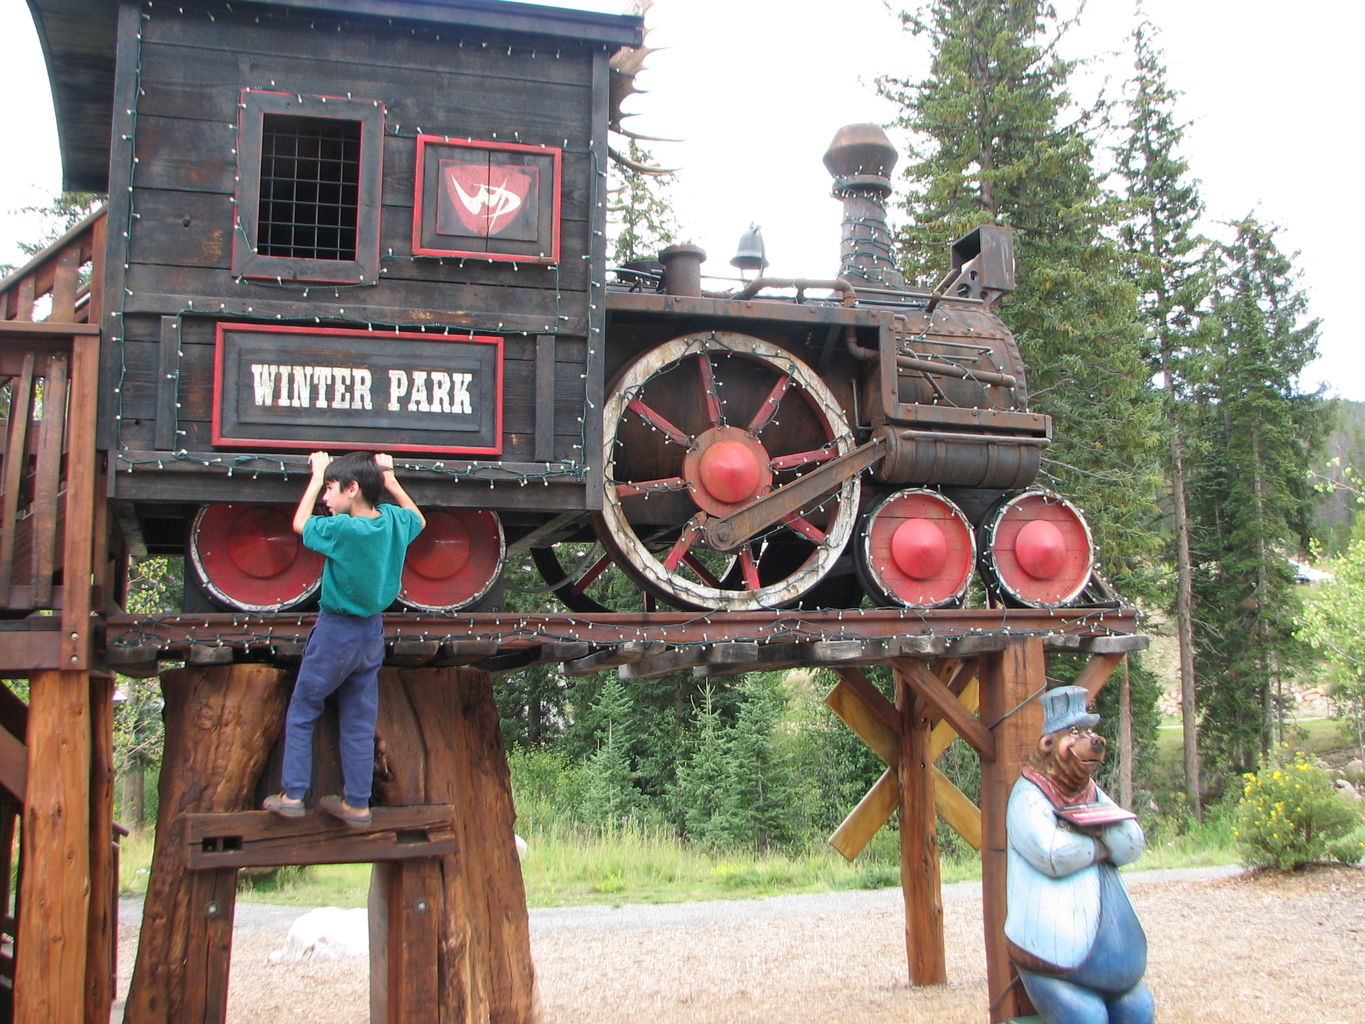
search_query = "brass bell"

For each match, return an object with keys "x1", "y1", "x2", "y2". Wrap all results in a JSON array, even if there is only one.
[{"x1": 730, "y1": 223, "x2": 767, "y2": 272}]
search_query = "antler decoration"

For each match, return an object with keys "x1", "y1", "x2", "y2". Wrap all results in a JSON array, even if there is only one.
[{"x1": 608, "y1": 0, "x2": 679, "y2": 176}]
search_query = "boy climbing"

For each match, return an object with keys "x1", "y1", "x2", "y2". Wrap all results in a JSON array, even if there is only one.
[{"x1": 264, "y1": 451, "x2": 425, "y2": 828}]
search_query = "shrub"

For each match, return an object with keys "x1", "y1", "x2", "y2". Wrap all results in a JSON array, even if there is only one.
[{"x1": 1233, "y1": 745, "x2": 1364, "y2": 871}]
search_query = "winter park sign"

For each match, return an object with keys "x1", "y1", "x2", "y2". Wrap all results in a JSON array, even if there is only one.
[{"x1": 213, "y1": 323, "x2": 503, "y2": 454}]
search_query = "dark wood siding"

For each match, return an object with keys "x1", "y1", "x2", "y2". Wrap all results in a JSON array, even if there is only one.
[{"x1": 102, "y1": 0, "x2": 612, "y2": 514}]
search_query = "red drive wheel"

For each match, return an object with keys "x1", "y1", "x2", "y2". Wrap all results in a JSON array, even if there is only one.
[
  {"x1": 979, "y1": 489, "x2": 1094, "y2": 607},
  {"x1": 398, "y1": 508, "x2": 504, "y2": 612},
  {"x1": 858, "y1": 489, "x2": 975, "y2": 608},
  {"x1": 190, "y1": 504, "x2": 323, "y2": 611}
]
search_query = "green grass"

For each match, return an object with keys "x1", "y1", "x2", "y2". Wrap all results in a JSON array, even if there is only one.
[
  {"x1": 115, "y1": 811, "x2": 1240, "y2": 910},
  {"x1": 116, "y1": 818, "x2": 988, "y2": 908},
  {"x1": 1155, "y1": 714, "x2": 1355, "y2": 764}
]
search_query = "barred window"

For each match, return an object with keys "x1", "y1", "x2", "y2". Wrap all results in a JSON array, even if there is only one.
[
  {"x1": 257, "y1": 115, "x2": 361, "y2": 261},
  {"x1": 234, "y1": 92, "x2": 383, "y2": 284}
]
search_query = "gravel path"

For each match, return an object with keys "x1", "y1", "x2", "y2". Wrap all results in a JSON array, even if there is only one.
[{"x1": 113, "y1": 864, "x2": 1364, "y2": 1023}]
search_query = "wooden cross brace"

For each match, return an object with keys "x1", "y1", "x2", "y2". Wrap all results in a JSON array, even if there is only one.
[{"x1": 825, "y1": 660, "x2": 989, "y2": 861}]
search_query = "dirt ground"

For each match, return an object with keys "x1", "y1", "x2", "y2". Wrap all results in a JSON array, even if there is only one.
[{"x1": 114, "y1": 865, "x2": 1364, "y2": 1023}]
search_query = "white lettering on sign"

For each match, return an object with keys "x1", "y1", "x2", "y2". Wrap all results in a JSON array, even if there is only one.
[
  {"x1": 249, "y1": 363, "x2": 476, "y2": 416},
  {"x1": 247, "y1": 363, "x2": 376, "y2": 411},
  {"x1": 384, "y1": 370, "x2": 474, "y2": 414}
]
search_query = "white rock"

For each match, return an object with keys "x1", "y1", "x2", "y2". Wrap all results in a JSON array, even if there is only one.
[
  {"x1": 515, "y1": 833, "x2": 528, "y2": 860},
  {"x1": 268, "y1": 907, "x2": 368, "y2": 963}
]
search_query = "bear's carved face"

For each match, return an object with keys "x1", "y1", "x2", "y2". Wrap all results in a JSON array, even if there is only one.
[{"x1": 1029, "y1": 725, "x2": 1107, "y2": 801}]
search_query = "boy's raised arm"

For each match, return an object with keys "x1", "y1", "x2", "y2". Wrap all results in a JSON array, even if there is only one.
[
  {"x1": 292, "y1": 451, "x2": 332, "y2": 535},
  {"x1": 376, "y1": 453, "x2": 426, "y2": 528}
]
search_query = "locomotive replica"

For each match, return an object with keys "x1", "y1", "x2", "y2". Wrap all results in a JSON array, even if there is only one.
[
  {"x1": 2, "y1": 2, "x2": 1140, "y2": 1022},
  {"x1": 72, "y1": 0, "x2": 1097, "y2": 620}
]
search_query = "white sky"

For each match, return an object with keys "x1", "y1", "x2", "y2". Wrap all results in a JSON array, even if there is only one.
[{"x1": 3, "y1": 0, "x2": 1360, "y2": 399}]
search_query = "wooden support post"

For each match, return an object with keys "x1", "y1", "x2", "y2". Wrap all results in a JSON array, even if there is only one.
[
  {"x1": 15, "y1": 670, "x2": 92, "y2": 1024},
  {"x1": 181, "y1": 869, "x2": 238, "y2": 1024},
  {"x1": 894, "y1": 666, "x2": 946, "y2": 986},
  {"x1": 1074, "y1": 651, "x2": 1124, "y2": 700},
  {"x1": 124, "y1": 664, "x2": 291, "y2": 1024},
  {"x1": 86, "y1": 673, "x2": 116, "y2": 1024},
  {"x1": 371, "y1": 859, "x2": 443, "y2": 1022},
  {"x1": 979, "y1": 638, "x2": 1045, "y2": 1023},
  {"x1": 370, "y1": 667, "x2": 541, "y2": 1024}
]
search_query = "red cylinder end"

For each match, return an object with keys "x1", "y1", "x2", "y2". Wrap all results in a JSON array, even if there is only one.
[
  {"x1": 407, "y1": 514, "x2": 472, "y2": 580},
  {"x1": 225, "y1": 507, "x2": 299, "y2": 579}
]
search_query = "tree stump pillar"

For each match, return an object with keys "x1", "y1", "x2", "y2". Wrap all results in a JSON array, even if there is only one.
[
  {"x1": 370, "y1": 666, "x2": 541, "y2": 1024},
  {"x1": 124, "y1": 663, "x2": 292, "y2": 1024}
]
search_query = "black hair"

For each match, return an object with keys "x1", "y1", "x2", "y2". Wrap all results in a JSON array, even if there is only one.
[{"x1": 324, "y1": 452, "x2": 385, "y2": 506}]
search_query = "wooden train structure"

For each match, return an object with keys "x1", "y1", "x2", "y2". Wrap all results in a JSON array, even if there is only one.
[{"x1": 1, "y1": 0, "x2": 1146, "y2": 1021}]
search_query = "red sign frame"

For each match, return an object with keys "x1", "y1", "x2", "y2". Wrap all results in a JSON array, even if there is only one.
[
  {"x1": 212, "y1": 322, "x2": 504, "y2": 455},
  {"x1": 411, "y1": 134, "x2": 562, "y2": 264}
]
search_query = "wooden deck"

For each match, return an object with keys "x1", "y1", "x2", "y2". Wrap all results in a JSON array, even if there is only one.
[{"x1": 102, "y1": 606, "x2": 1145, "y2": 679}]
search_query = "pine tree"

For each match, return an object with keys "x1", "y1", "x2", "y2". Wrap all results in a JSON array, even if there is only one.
[
  {"x1": 607, "y1": 139, "x2": 678, "y2": 264},
  {"x1": 878, "y1": 0, "x2": 1162, "y2": 600},
  {"x1": 1190, "y1": 216, "x2": 1325, "y2": 778},
  {"x1": 673, "y1": 685, "x2": 729, "y2": 844},
  {"x1": 0, "y1": 191, "x2": 104, "y2": 277},
  {"x1": 581, "y1": 674, "x2": 642, "y2": 827},
  {"x1": 1116, "y1": 18, "x2": 1214, "y2": 816},
  {"x1": 714, "y1": 675, "x2": 799, "y2": 850}
]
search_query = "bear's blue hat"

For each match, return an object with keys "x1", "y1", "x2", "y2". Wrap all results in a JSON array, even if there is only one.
[{"x1": 1040, "y1": 685, "x2": 1100, "y2": 735}]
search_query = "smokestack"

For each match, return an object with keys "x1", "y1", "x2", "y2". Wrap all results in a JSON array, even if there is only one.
[{"x1": 823, "y1": 124, "x2": 906, "y2": 292}]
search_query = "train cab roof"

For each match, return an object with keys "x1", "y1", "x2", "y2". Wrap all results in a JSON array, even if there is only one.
[{"x1": 26, "y1": 0, "x2": 642, "y2": 193}]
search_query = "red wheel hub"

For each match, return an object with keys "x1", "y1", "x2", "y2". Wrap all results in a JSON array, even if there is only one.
[
  {"x1": 191, "y1": 504, "x2": 323, "y2": 610},
  {"x1": 399, "y1": 509, "x2": 503, "y2": 611},
  {"x1": 861, "y1": 490, "x2": 974, "y2": 608},
  {"x1": 698, "y1": 440, "x2": 764, "y2": 504},
  {"x1": 682, "y1": 426, "x2": 773, "y2": 517},
  {"x1": 890, "y1": 518, "x2": 949, "y2": 580}
]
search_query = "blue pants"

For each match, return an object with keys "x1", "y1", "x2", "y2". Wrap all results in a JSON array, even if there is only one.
[{"x1": 280, "y1": 612, "x2": 383, "y2": 808}]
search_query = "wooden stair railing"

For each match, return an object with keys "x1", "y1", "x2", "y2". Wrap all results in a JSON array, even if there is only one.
[{"x1": 0, "y1": 207, "x2": 106, "y2": 666}]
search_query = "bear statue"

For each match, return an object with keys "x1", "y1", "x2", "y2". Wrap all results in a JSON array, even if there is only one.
[{"x1": 1005, "y1": 685, "x2": 1155, "y2": 1024}]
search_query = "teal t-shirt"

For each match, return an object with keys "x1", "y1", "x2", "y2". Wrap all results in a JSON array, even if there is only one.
[{"x1": 302, "y1": 505, "x2": 424, "y2": 616}]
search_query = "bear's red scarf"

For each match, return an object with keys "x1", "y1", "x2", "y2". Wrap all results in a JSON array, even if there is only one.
[{"x1": 1022, "y1": 765, "x2": 1097, "y2": 808}]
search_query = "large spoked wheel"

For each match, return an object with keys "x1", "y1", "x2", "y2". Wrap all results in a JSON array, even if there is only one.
[
  {"x1": 598, "y1": 331, "x2": 859, "y2": 610},
  {"x1": 527, "y1": 542, "x2": 658, "y2": 613}
]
